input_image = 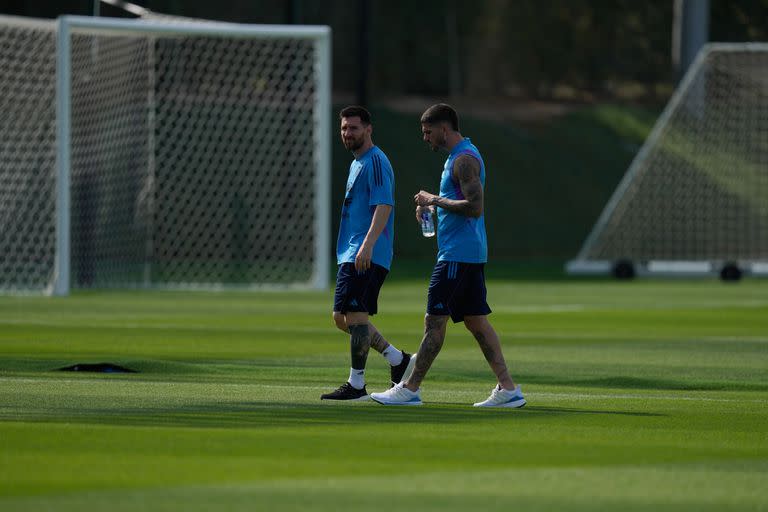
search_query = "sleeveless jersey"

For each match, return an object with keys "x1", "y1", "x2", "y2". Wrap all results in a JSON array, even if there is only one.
[{"x1": 436, "y1": 138, "x2": 487, "y2": 263}]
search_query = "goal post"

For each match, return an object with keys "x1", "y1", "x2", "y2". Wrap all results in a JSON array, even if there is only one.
[
  {"x1": 1, "y1": 14, "x2": 332, "y2": 295},
  {"x1": 567, "y1": 43, "x2": 768, "y2": 279},
  {"x1": 0, "y1": 15, "x2": 57, "y2": 295}
]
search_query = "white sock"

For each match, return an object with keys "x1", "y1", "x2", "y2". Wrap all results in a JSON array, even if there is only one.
[
  {"x1": 382, "y1": 346, "x2": 403, "y2": 366},
  {"x1": 348, "y1": 368, "x2": 365, "y2": 389}
]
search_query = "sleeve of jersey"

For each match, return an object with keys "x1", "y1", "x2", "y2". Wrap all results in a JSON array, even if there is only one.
[{"x1": 367, "y1": 154, "x2": 394, "y2": 207}]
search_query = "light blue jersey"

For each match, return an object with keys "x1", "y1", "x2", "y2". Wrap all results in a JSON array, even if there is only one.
[
  {"x1": 336, "y1": 146, "x2": 395, "y2": 270},
  {"x1": 436, "y1": 138, "x2": 487, "y2": 263}
]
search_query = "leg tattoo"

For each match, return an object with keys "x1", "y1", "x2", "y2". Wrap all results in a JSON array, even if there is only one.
[
  {"x1": 468, "y1": 322, "x2": 515, "y2": 389},
  {"x1": 472, "y1": 329, "x2": 509, "y2": 382},
  {"x1": 348, "y1": 323, "x2": 371, "y2": 370},
  {"x1": 369, "y1": 328, "x2": 391, "y2": 354},
  {"x1": 407, "y1": 315, "x2": 447, "y2": 389}
]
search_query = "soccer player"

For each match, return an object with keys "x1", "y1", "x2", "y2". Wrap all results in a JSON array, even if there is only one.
[
  {"x1": 321, "y1": 106, "x2": 414, "y2": 401},
  {"x1": 371, "y1": 103, "x2": 525, "y2": 408}
]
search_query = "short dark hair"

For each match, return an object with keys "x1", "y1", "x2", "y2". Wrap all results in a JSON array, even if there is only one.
[
  {"x1": 420, "y1": 103, "x2": 459, "y2": 131},
  {"x1": 339, "y1": 105, "x2": 371, "y2": 125}
]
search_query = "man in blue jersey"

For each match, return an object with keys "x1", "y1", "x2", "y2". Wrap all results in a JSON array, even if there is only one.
[
  {"x1": 321, "y1": 106, "x2": 414, "y2": 401},
  {"x1": 371, "y1": 103, "x2": 525, "y2": 408}
]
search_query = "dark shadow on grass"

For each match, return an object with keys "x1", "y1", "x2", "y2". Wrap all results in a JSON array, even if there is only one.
[
  {"x1": 423, "y1": 402, "x2": 663, "y2": 417},
  {"x1": 0, "y1": 400, "x2": 663, "y2": 429},
  {"x1": 520, "y1": 375, "x2": 768, "y2": 392},
  {"x1": 521, "y1": 405, "x2": 663, "y2": 417}
]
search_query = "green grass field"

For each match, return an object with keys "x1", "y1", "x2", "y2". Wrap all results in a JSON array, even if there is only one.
[{"x1": 1, "y1": 280, "x2": 767, "y2": 511}]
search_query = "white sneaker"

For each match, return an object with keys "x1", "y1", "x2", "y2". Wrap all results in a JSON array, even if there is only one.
[
  {"x1": 370, "y1": 382, "x2": 422, "y2": 406},
  {"x1": 473, "y1": 384, "x2": 526, "y2": 408}
]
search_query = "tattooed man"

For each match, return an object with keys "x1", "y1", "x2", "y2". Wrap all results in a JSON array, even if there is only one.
[
  {"x1": 371, "y1": 104, "x2": 525, "y2": 408},
  {"x1": 321, "y1": 106, "x2": 414, "y2": 401}
]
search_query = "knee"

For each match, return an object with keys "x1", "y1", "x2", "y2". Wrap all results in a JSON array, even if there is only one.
[
  {"x1": 424, "y1": 314, "x2": 448, "y2": 334},
  {"x1": 463, "y1": 316, "x2": 487, "y2": 336},
  {"x1": 464, "y1": 321, "x2": 480, "y2": 336},
  {"x1": 332, "y1": 312, "x2": 348, "y2": 332}
]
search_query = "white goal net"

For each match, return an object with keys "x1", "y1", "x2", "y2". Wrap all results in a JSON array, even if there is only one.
[
  {"x1": 0, "y1": 16, "x2": 57, "y2": 294},
  {"x1": 0, "y1": 15, "x2": 331, "y2": 295},
  {"x1": 567, "y1": 43, "x2": 768, "y2": 278}
]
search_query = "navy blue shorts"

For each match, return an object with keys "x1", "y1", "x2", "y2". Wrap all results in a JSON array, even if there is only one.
[
  {"x1": 333, "y1": 263, "x2": 389, "y2": 315},
  {"x1": 427, "y1": 261, "x2": 491, "y2": 323}
]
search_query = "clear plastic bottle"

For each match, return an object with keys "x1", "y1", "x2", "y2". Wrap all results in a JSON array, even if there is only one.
[{"x1": 420, "y1": 208, "x2": 435, "y2": 237}]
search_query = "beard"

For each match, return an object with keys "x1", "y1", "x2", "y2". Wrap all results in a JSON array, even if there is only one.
[
  {"x1": 343, "y1": 137, "x2": 364, "y2": 152},
  {"x1": 427, "y1": 133, "x2": 446, "y2": 152}
]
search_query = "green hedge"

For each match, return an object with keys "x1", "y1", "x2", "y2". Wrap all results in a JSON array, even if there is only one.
[{"x1": 330, "y1": 103, "x2": 659, "y2": 270}]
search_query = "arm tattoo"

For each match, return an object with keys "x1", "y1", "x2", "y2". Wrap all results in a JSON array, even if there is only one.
[
  {"x1": 434, "y1": 155, "x2": 483, "y2": 218},
  {"x1": 348, "y1": 323, "x2": 371, "y2": 370},
  {"x1": 408, "y1": 315, "x2": 447, "y2": 385},
  {"x1": 455, "y1": 155, "x2": 483, "y2": 218}
]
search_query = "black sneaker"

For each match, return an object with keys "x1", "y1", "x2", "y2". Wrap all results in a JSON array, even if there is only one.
[
  {"x1": 320, "y1": 382, "x2": 369, "y2": 401},
  {"x1": 390, "y1": 351, "x2": 415, "y2": 388}
]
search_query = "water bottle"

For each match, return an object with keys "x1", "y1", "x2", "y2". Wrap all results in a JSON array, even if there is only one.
[{"x1": 420, "y1": 208, "x2": 435, "y2": 237}]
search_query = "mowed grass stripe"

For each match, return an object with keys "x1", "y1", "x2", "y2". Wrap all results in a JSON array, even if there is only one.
[
  {"x1": 2, "y1": 464, "x2": 767, "y2": 512},
  {"x1": 2, "y1": 375, "x2": 767, "y2": 401}
]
